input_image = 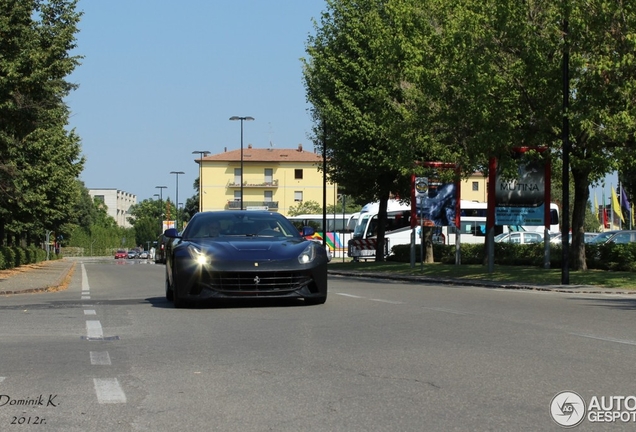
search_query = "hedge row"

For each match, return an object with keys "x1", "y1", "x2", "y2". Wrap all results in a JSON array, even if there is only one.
[
  {"x1": 0, "y1": 246, "x2": 60, "y2": 271},
  {"x1": 389, "y1": 242, "x2": 636, "y2": 272}
]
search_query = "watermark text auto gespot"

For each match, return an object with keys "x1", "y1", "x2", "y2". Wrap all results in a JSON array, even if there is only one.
[
  {"x1": 587, "y1": 396, "x2": 636, "y2": 423},
  {"x1": 551, "y1": 391, "x2": 636, "y2": 427}
]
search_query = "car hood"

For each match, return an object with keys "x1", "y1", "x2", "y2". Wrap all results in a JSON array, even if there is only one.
[{"x1": 176, "y1": 237, "x2": 316, "y2": 261}]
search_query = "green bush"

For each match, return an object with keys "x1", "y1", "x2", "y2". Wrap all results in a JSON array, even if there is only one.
[
  {"x1": 0, "y1": 247, "x2": 15, "y2": 269},
  {"x1": 389, "y1": 241, "x2": 636, "y2": 272},
  {"x1": 12, "y1": 247, "x2": 26, "y2": 267},
  {"x1": 24, "y1": 247, "x2": 37, "y2": 264}
]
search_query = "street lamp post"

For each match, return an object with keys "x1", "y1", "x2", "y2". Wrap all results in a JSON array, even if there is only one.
[
  {"x1": 229, "y1": 116, "x2": 254, "y2": 210},
  {"x1": 192, "y1": 150, "x2": 210, "y2": 212},
  {"x1": 170, "y1": 171, "x2": 185, "y2": 231},
  {"x1": 155, "y1": 185, "x2": 167, "y2": 231}
]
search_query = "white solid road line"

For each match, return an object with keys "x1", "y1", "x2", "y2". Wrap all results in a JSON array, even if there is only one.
[
  {"x1": 93, "y1": 378, "x2": 127, "y2": 404},
  {"x1": 369, "y1": 298, "x2": 404, "y2": 304},
  {"x1": 81, "y1": 264, "x2": 90, "y2": 291},
  {"x1": 570, "y1": 333, "x2": 636, "y2": 346},
  {"x1": 81, "y1": 264, "x2": 90, "y2": 298},
  {"x1": 335, "y1": 293, "x2": 363, "y2": 298}
]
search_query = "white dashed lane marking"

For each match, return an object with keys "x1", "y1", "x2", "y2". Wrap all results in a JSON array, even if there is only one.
[
  {"x1": 84, "y1": 310, "x2": 96, "y2": 315},
  {"x1": 86, "y1": 320, "x2": 103, "y2": 339},
  {"x1": 90, "y1": 351, "x2": 112, "y2": 366},
  {"x1": 93, "y1": 378, "x2": 127, "y2": 404}
]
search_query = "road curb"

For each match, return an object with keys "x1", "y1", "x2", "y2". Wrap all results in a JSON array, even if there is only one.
[{"x1": 328, "y1": 271, "x2": 636, "y2": 295}]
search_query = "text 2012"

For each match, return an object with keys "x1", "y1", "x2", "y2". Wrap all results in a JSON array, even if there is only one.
[{"x1": 11, "y1": 417, "x2": 46, "y2": 425}]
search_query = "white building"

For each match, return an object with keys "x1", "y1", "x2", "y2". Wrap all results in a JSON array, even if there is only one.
[{"x1": 88, "y1": 189, "x2": 137, "y2": 228}]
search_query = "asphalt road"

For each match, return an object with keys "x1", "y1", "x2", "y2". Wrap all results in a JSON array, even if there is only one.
[{"x1": 1, "y1": 259, "x2": 635, "y2": 431}]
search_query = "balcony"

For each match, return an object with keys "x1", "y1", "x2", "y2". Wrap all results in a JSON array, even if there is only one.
[
  {"x1": 227, "y1": 179, "x2": 279, "y2": 188},
  {"x1": 227, "y1": 201, "x2": 279, "y2": 210}
]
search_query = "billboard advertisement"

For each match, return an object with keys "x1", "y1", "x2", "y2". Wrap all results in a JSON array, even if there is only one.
[
  {"x1": 415, "y1": 177, "x2": 457, "y2": 227},
  {"x1": 495, "y1": 156, "x2": 546, "y2": 226},
  {"x1": 162, "y1": 220, "x2": 175, "y2": 232}
]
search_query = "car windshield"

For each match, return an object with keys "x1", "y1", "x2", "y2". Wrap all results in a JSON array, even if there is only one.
[
  {"x1": 182, "y1": 212, "x2": 301, "y2": 240},
  {"x1": 588, "y1": 232, "x2": 614, "y2": 244},
  {"x1": 494, "y1": 233, "x2": 508, "y2": 242}
]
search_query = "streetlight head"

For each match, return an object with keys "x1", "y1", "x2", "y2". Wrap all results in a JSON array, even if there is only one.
[
  {"x1": 230, "y1": 116, "x2": 255, "y2": 121},
  {"x1": 156, "y1": 185, "x2": 167, "y2": 189},
  {"x1": 192, "y1": 150, "x2": 210, "y2": 156},
  {"x1": 170, "y1": 171, "x2": 185, "y2": 175}
]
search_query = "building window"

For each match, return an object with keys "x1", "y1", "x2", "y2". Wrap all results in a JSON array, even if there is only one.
[
  {"x1": 294, "y1": 191, "x2": 303, "y2": 202},
  {"x1": 472, "y1": 181, "x2": 479, "y2": 191},
  {"x1": 264, "y1": 168, "x2": 273, "y2": 183},
  {"x1": 264, "y1": 191, "x2": 273, "y2": 202},
  {"x1": 234, "y1": 168, "x2": 241, "y2": 185},
  {"x1": 295, "y1": 169, "x2": 303, "y2": 180},
  {"x1": 234, "y1": 191, "x2": 241, "y2": 201}
]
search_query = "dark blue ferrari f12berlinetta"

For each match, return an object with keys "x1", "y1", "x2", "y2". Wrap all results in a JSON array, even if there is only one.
[{"x1": 163, "y1": 211, "x2": 328, "y2": 308}]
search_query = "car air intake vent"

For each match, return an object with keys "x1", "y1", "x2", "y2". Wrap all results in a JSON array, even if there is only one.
[{"x1": 206, "y1": 271, "x2": 312, "y2": 293}]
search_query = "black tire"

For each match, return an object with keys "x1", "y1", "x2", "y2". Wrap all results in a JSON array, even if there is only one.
[
  {"x1": 171, "y1": 271, "x2": 186, "y2": 309},
  {"x1": 305, "y1": 294, "x2": 327, "y2": 305},
  {"x1": 165, "y1": 269, "x2": 173, "y2": 302}
]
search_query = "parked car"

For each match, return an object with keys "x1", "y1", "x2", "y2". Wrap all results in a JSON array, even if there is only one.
[
  {"x1": 549, "y1": 232, "x2": 599, "y2": 244},
  {"x1": 139, "y1": 250, "x2": 149, "y2": 259},
  {"x1": 164, "y1": 211, "x2": 328, "y2": 308},
  {"x1": 114, "y1": 250, "x2": 127, "y2": 259},
  {"x1": 127, "y1": 250, "x2": 139, "y2": 259},
  {"x1": 590, "y1": 230, "x2": 636, "y2": 244},
  {"x1": 494, "y1": 231, "x2": 544, "y2": 244}
]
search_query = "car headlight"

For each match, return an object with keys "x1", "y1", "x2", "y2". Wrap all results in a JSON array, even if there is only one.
[
  {"x1": 187, "y1": 244, "x2": 211, "y2": 266},
  {"x1": 298, "y1": 242, "x2": 316, "y2": 264}
]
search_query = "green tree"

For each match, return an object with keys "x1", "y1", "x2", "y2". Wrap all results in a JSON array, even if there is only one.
[
  {"x1": 127, "y1": 198, "x2": 163, "y2": 246},
  {"x1": 288, "y1": 200, "x2": 322, "y2": 216},
  {"x1": 304, "y1": 0, "x2": 455, "y2": 261},
  {"x1": 0, "y1": 0, "x2": 84, "y2": 246}
]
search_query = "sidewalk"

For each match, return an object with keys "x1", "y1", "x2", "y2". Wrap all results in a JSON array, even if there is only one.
[{"x1": 0, "y1": 259, "x2": 77, "y2": 295}]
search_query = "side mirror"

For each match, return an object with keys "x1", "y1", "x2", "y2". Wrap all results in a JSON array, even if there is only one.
[
  {"x1": 164, "y1": 228, "x2": 180, "y2": 238},
  {"x1": 301, "y1": 226, "x2": 316, "y2": 237}
]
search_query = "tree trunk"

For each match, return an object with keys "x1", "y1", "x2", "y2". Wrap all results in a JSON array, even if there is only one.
[
  {"x1": 570, "y1": 166, "x2": 591, "y2": 271},
  {"x1": 423, "y1": 226, "x2": 434, "y2": 263},
  {"x1": 375, "y1": 196, "x2": 388, "y2": 262}
]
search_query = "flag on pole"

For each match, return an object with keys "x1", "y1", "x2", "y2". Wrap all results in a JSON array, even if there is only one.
[
  {"x1": 621, "y1": 187, "x2": 631, "y2": 229},
  {"x1": 621, "y1": 187, "x2": 631, "y2": 213},
  {"x1": 611, "y1": 185, "x2": 624, "y2": 223},
  {"x1": 594, "y1": 193, "x2": 599, "y2": 222},
  {"x1": 602, "y1": 187, "x2": 608, "y2": 229}
]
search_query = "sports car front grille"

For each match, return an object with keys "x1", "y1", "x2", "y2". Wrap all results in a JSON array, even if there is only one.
[{"x1": 201, "y1": 271, "x2": 313, "y2": 294}]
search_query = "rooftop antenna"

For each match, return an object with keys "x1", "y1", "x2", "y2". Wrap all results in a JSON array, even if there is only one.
[{"x1": 267, "y1": 122, "x2": 275, "y2": 148}]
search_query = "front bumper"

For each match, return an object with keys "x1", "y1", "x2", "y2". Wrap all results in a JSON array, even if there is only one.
[{"x1": 172, "y1": 258, "x2": 328, "y2": 300}]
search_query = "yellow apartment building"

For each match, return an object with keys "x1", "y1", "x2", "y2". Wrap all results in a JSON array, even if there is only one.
[
  {"x1": 197, "y1": 144, "x2": 338, "y2": 216},
  {"x1": 460, "y1": 172, "x2": 489, "y2": 202}
]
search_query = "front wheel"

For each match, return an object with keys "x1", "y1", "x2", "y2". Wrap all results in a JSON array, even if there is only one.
[
  {"x1": 304, "y1": 294, "x2": 327, "y2": 305},
  {"x1": 165, "y1": 269, "x2": 173, "y2": 302}
]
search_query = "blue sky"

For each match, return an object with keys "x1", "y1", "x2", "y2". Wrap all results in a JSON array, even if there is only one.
[
  {"x1": 67, "y1": 0, "x2": 326, "y2": 203},
  {"x1": 66, "y1": 0, "x2": 619, "y2": 208}
]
